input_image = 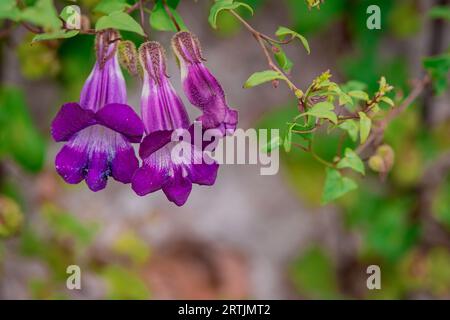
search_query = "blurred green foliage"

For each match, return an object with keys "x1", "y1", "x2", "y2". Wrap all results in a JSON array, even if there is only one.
[
  {"x1": 0, "y1": 87, "x2": 45, "y2": 172},
  {"x1": 290, "y1": 247, "x2": 339, "y2": 299}
]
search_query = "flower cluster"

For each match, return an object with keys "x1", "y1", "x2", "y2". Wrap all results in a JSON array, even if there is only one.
[{"x1": 51, "y1": 29, "x2": 237, "y2": 206}]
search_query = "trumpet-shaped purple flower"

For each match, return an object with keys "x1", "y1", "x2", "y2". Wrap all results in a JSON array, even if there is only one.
[
  {"x1": 131, "y1": 41, "x2": 219, "y2": 206},
  {"x1": 51, "y1": 30, "x2": 143, "y2": 191},
  {"x1": 172, "y1": 31, "x2": 238, "y2": 135}
]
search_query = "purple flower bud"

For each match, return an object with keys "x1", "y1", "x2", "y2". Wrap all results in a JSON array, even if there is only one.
[
  {"x1": 131, "y1": 41, "x2": 218, "y2": 206},
  {"x1": 172, "y1": 31, "x2": 238, "y2": 135},
  {"x1": 51, "y1": 29, "x2": 143, "y2": 192}
]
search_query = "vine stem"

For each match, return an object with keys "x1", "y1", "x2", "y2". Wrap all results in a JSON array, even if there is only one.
[
  {"x1": 308, "y1": 141, "x2": 336, "y2": 168},
  {"x1": 229, "y1": 9, "x2": 302, "y2": 96},
  {"x1": 163, "y1": 0, "x2": 181, "y2": 32},
  {"x1": 139, "y1": 0, "x2": 149, "y2": 40}
]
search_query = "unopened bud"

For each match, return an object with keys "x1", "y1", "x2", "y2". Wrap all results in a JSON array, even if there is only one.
[
  {"x1": 295, "y1": 89, "x2": 304, "y2": 99},
  {"x1": 369, "y1": 144, "x2": 395, "y2": 173},
  {"x1": 119, "y1": 40, "x2": 138, "y2": 76},
  {"x1": 272, "y1": 79, "x2": 279, "y2": 88},
  {"x1": 377, "y1": 144, "x2": 395, "y2": 171},
  {"x1": 369, "y1": 155, "x2": 385, "y2": 173}
]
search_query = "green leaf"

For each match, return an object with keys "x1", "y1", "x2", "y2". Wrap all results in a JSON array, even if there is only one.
[
  {"x1": 337, "y1": 148, "x2": 365, "y2": 175},
  {"x1": 149, "y1": 0, "x2": 187, "y2": 32},
  {"x1": 275, "y1": 26, "x2": 310, "y2": 54},
  {"x1": 243, "y1": 70, "x2": 284, "y2": 88},
  {"x1": 341, "y1": 80, "x2": 367, "y2": 92},
  {"x1": 274, "y1": 45, "x2": 294, "y2": 73},
  {"x1": 208, "y1": 0, "x2": 254, "y2": 29},
  {"x1": 359, "y1": 112, "x2": 372, "y2": 144},
  {"x1": 338, "y1": 92, "x2": 354, "y2": 108},
  {"x1": 428, "y1": 6, "x2": 450, "y2": 21},
  {"x1": 96, "y1": 11, "x2": 145, "y2": 36},
  {"x1": 20, "y1": 0, "x2": 61, "y2": 31},
  {"x1": 304, "y1": 101, "x2": 338, "y2": 124},
  {"x1": 348, "y1": 90, "x2": 369, "y2": 101},
  {"x1": 94, "y1": 0, "x2": 131, "y2": 15},
  {"x1": 283, "y1": 123, "x2": 296, "y2": 152},
  {"x1": 423, "y1": 54, "x2": 450, "y2": 96},
  {"x1": 322, "y1": 168, "x2": 358, "y2": 204},
  {"x1": 0, "y1": 0, "x2": 21, "y2": 21},
  {"x1": 32, "y1": 30, "x2": 78, "y2": 42},
  {"x1": 338, "y1": 119, "x2": 359, "y2": 142},
  {"x1": 380, "y1": 96, "x2": 395, "y2": 107}
]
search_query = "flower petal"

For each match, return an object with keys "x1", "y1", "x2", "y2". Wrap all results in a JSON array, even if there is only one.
[
  {"x1": 131, "y1": 160, "x2": 168, "y2": 196},
  {"x1": 111, "y1": 145, "x2": 139, "y2": 184},
  {"x1": 95, "y1": 103, "x2": 144, "y2": 143},
  {"x1": 189, "y1": 162, "x2": 219, "y2": 186},
  {"x1": 85, "y1": 150, "x2": 110, "y2": 192},
  {"x1": 55, "y1": 144, "x2": 88, "y2": 184},
  {"x1": 51, "y1": 103, "x2": 96, "y2": 142},
  {"x1": 138, "y1": 130, "x2": 174, "y2": 159},
  {"x1": 162, "y1": 168, "x2": 192, "y2": 206}
]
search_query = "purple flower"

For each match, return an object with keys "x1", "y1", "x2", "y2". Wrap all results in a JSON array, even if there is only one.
[
  {"x1": 51, "y1": 30, "x2": 143, "y2": 191},
  {"x1": 131, "y1": 41, "x2": 219, "y2": 206},
  {"x1": 171, "y1": 31, "x2": 238, "y2": 135}
]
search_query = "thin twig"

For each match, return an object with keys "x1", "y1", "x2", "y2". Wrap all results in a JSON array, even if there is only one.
[
  {"x1": 229, "y1": 9, "x2": 302, "y2": 95},
  {"x1": 163, "y1": 0, "x2": 181, "y2": 32}
]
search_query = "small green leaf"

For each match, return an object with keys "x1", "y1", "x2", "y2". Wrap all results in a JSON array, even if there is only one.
[
  {"x1": 341, "y1": 80, "x2": 367, "y2": 92},
  {"x1": 274, "y1": 45, "x2": 294, "y2": 73},
  {"x1": 322, "y1": 168, "x2": 358, "y2": 204},
  {"x1": 337, "y1": 148, "x2": 365, "y2": 175},
  {"x1": 275, "y1": 26, "x2": 310, "y2": 54},
  {"x1": 94, "y1": 0, "x2": 131, "y2": 15},
  {"x1": 96, "y1": 11, "x2": 145, "y2": 36},
  {"x1": 304, "y1": 101, "x2": 338, "y2": 124},
  {"x1": 338, "y1": 92, "x2": 354, "y2": 108},
  {"x1": 380, "y1": 96, "x2": 395, "y2": 107},
  {"x1": 149, "y1": 0, "x2": 187, "y2": 32},
  {"x1": 32, "y1": 30, "x2": 79, "y2": 42},
  {"x1": 428, "y1": 6, "x2": 450, "y2": 21},
  {"x1": 338, "y1": 119, "x2": 359, "y2": 142},
  {"x1": 359, "y1": 112, "x2": 371, "y2": 144},
  {"x1": 20, "y1": 0, "x2": 61, "y2": 31},
  {"x1": 283, "y1": 123, "x2": 296, "y2": 153},
  {"x1": 208, "y1": 0, "x2": 254, "y2": 29},
  {"x1": 348, "y1": 90, "x2": 369, "y2": 101},
  {"x1": 244, "y1": 70, "x2": 284, "y2": 88},
  {"x1": 0, "y1": 0, "x2": 21, "y2": 21}
]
